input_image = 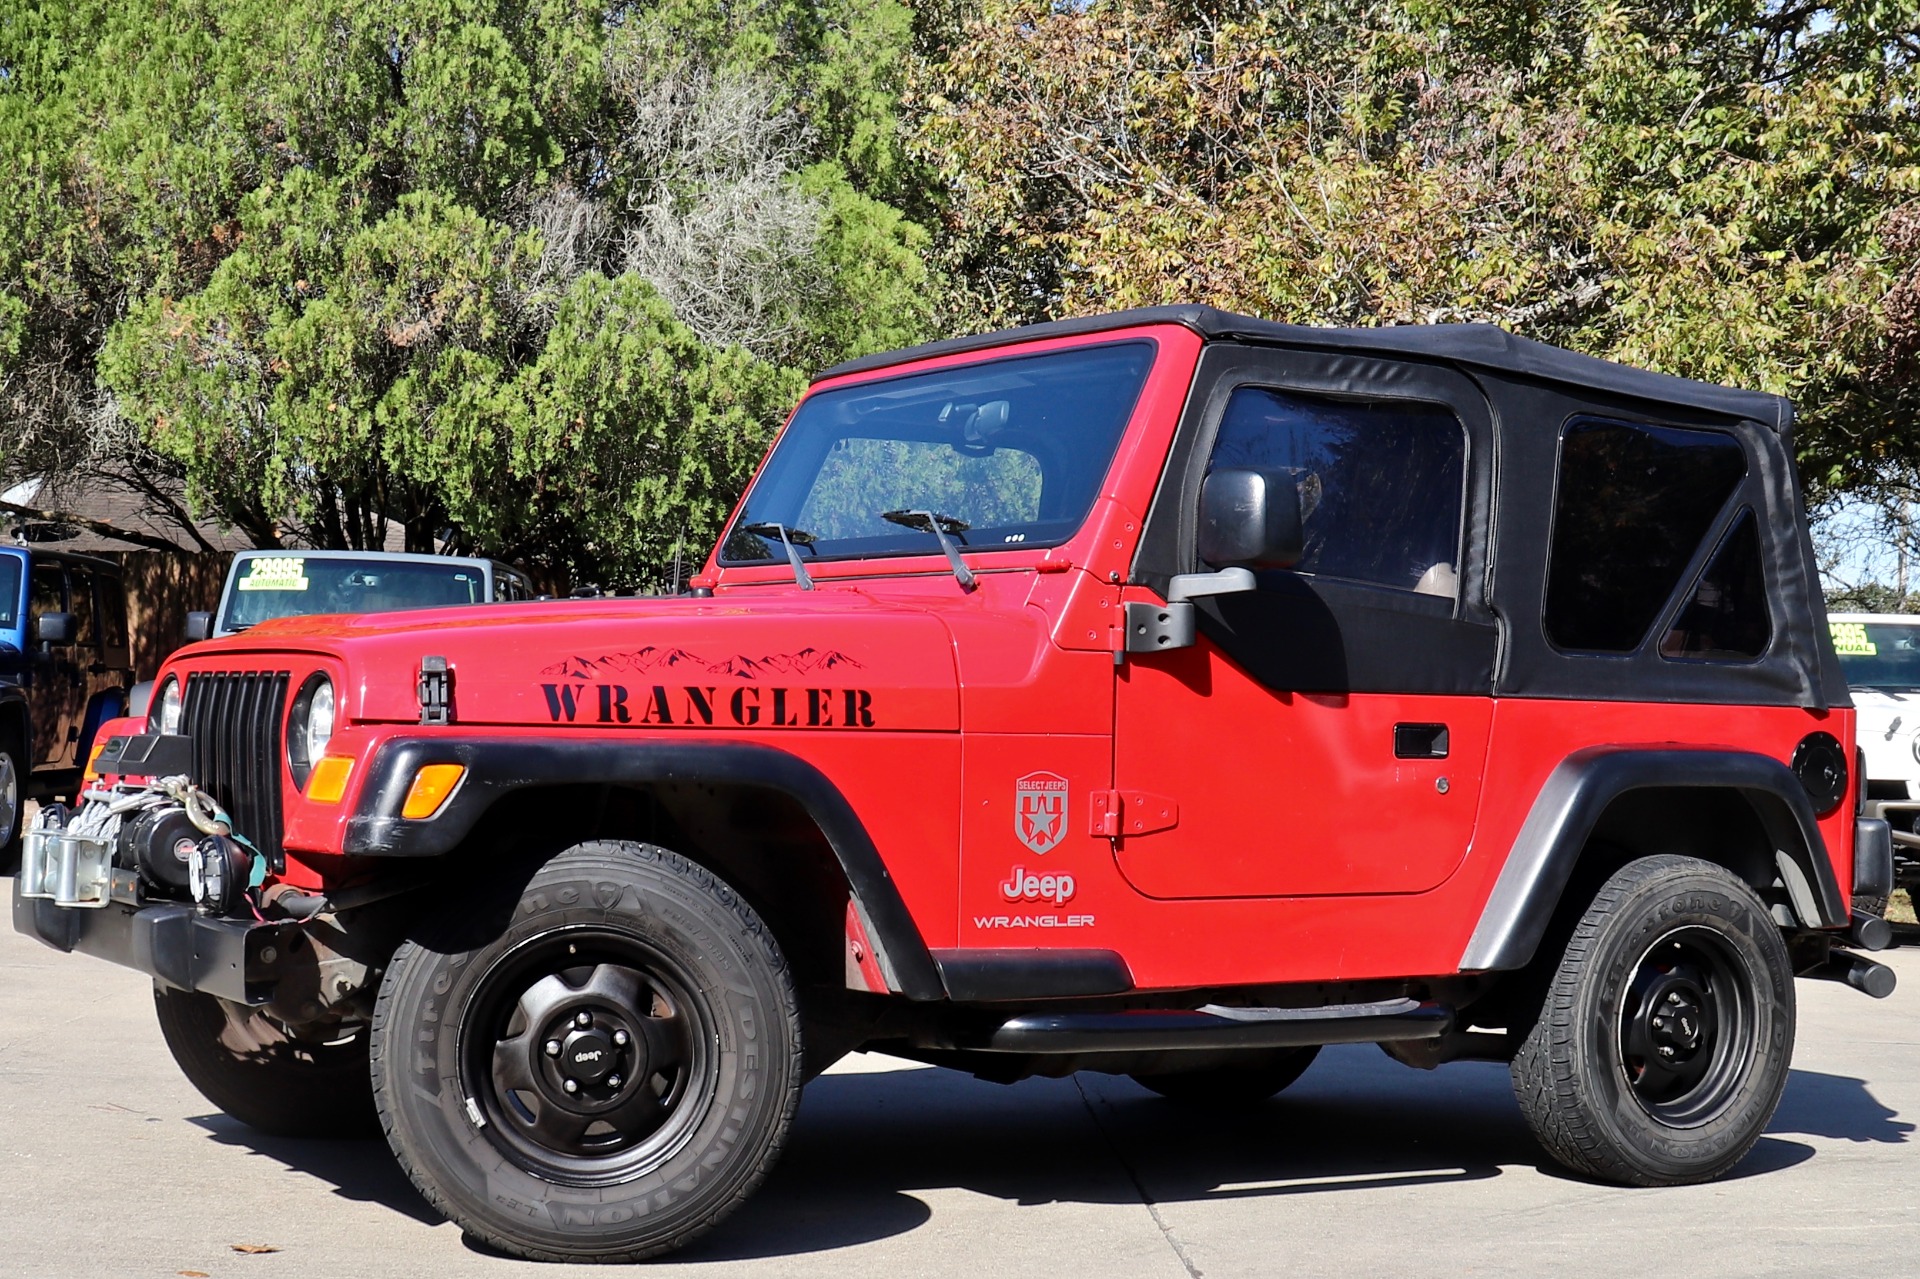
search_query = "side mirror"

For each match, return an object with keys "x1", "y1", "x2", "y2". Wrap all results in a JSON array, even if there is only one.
[
  {"x1": 34, "y1": 612, "x2": 75, "y2": 646},
  {"x1": 1196, "y1": 467, "x2": 1303, "y2": 570},
  {"x1": 184, "y1": 612, "x2": 212, "y2": 642}
]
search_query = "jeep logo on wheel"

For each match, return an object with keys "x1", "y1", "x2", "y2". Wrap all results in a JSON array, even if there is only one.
[{"x1": 1015, "y1": 772, "x2": 1068, "y2": 855}]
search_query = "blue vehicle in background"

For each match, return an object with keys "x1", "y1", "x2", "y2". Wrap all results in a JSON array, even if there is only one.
[{"x1": 0, "y1": 546, "x2": 134, "y2": 867}]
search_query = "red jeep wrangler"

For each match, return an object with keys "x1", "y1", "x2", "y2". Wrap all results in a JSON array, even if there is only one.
[{"x1": 15, "y1": 307, "x2": 1897, "y2": 1261}]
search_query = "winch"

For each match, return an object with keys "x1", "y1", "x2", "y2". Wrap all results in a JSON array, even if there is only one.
[{"x1": 19, "y1": 777, "x2": 265, "y2": 914}]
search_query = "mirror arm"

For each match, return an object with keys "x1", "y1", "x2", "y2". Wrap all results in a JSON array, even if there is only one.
[
  {"x1": 1125, "y1": 569, "x2": 1258, "y2": 655},
  {"x1": 1167, "y1": 567, "x2": 1257, "y2": 602}
]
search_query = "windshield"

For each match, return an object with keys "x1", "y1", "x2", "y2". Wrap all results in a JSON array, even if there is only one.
[
  {"x1": 220, "y1": 555, "x2": 489, "y2": 631},
  {"x1": 1830, "y1": 619, "x2": 1920, "y2": 690},
  {"x1": 0, "y1": 555, "x2": 20, "y2": 632},
  {"x1": 720, "y1": 342, "x2": 1156, "y2": 568}
]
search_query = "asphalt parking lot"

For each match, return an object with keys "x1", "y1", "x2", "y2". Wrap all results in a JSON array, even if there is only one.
[{"x1": 1, "y1": 888, "x2": 1915, "y2": 1279}]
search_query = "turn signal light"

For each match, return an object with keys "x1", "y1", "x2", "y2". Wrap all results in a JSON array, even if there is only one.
[
  {"x1": 82, "y1": 742, "x2": 108, "y2": 783},
  {"x1": 402, "y1": 763, "x2": 467, "y2": 819},
  {"x1": 306, "y1": 756, "x2": 355, "y2": 804}
]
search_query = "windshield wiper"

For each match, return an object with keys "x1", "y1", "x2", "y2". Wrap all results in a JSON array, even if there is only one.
[
  {"x1": 882, "y1": 509, "x2": 976, "y2": 592},
  {"x1": 741, "y1": 522, "x2": 817, "y2": 591}
]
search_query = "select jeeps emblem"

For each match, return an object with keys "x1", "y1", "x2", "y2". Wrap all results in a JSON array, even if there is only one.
[{"x1": 1015, "y1": 771, "x2": 1069, "y2": 855}]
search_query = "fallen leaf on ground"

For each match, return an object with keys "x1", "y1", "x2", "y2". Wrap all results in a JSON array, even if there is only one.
[
  {"x1": 180, "y1": 1271, "x2": 210, "y2": 1277},
  {"x1": 230, "y1": 1244, "x2": 282, "y2": 1254}
]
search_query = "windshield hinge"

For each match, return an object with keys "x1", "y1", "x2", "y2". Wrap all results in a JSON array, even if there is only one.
[{"x1": 418, "y1": 656, "x2": 453, "y2": 725}]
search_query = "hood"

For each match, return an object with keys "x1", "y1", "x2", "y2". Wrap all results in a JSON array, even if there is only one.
[{"x1": 198, "y1": 590, "x2": 961, "y2": 733}]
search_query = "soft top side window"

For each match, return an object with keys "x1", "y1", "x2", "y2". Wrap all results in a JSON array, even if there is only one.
[
  {"x1": 1544, "y1": 417, "x2": 1747, "y2": 654},
  {"x1": 1660, "y1": 508, "x2": 1770, "y2": 661},
  {"x1": 1208, "y1": 386, "x2": 1467, "y2": 598}
]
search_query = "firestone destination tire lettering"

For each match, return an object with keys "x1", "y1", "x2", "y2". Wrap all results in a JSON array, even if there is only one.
[{"x1": 368, "y1": 841, "x2": 803, "y2": 1263}]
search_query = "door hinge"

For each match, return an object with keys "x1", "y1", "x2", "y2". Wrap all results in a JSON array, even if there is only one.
[{"x1": 1090, "y1": 789, "x2": 1179, "y2": 838}]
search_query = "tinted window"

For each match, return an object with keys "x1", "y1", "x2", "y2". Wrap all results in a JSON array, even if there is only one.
[
  {"x1": 0, "y1": 556, "x2": 20, "y2": 629},
  {"x1": 221, "y1": 555, "x2": 490, "y2": 631},
  {"x1": 1829, "y1": 620, "x2": 1920, "y2": 690},
  {"x1": 723, "y1": 343, "x2": 1154, "y2": 565},
  {"x1": 1660, "y1": 509, "x2": 1770, "y2": 660},
  {"x1": 99, "y1": 577, "x2": 129, "y2": 649},
  {"x1": 1209, "y1": 387, "x2": 1466, "y2": 596},
  {"x1": 28, "y1": 564, "x2": 64, "y2": 631},
  {"x1": 67, "y1": 567, "x2": 95, "y2": 645},
  {"x1": 1545, "y1": 419, "x2": 1747, "y2": 652}
]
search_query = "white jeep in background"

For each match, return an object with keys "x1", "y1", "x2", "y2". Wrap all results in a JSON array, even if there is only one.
[{"x1": 1828, "y1": 612, "x2": 1920, "y2": 909}]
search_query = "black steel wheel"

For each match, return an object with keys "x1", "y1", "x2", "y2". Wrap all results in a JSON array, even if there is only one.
[
  {"x1": 1131, "y1": 1046, "x2": 1321, "y2": 1103},
  {"x1": 1511, "y1": 855, "x2": 1794, "y2": 1185},
  {"x1": 153, "y1": 986, "x2": 378, "y2": 1137},
  {"x1": 371, "y1": 840, "x2": 802, "y2": 1263}
]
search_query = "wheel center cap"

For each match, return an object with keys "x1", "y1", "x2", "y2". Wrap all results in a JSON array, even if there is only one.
[
  {"x1": 562, "y1": 1028, "x2": 617, "y2": 1083},
  {"x1": 1649, "y1": 986, "x2": 1705, "y2": 1054}
]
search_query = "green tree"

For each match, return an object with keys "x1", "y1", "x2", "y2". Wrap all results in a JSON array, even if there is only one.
[
  {"x1": 4, "y1": 0, "x2": 932, "y2": 583},
  {"x1": 912, "y1": 0, "x2": 1919, "y2": 505}
]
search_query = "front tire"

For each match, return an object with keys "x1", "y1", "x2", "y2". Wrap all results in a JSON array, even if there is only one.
[
  {"x1": 370, "y1": 840, "x2": 803, "y2": 1263},
  {"x1": 1510, "y1": 855, "x2": 1794, "y2": 1186},
  {"x1": 0, "y1": 726, "x2": 25, "y2": 873},
  {"x1": 153, "y1": 986, "x2": 378, "y2": 1137}
]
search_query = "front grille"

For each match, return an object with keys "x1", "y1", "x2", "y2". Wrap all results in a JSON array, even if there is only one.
[{"x1": 181, "y1": 670, "x2": 290, "y2": 866}]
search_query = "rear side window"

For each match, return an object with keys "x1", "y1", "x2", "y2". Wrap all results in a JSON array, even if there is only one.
[
  {"x1": 1545, "y1": 418, "x2": 1747, "y2": 652},
  {"x1": 67, "y1": 567, "x2": 95, "y2": 645},
  {"x1": 1209, "y1": 387, "x2": 1467, "y2": 597},
  {"x1": 98, "y1": 576, "x2": 129, "y2": 649},
  {"x1": 1659, "y1": 509, "x2": 1770, "y2": 660}
]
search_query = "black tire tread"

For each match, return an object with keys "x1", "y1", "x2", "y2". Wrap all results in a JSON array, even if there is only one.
[
  {"x1": 1510, "y1": 854, "x2": 1790, "y2": 1186},
  {"x1": 153, "y1": 985, "x2": 378, "y2": 1138},
  {"x1": 368, "y1": 839, "x2": 804, "y2": 1264}
]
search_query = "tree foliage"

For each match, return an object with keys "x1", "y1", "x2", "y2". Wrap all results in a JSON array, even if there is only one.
[
  {"x1": 2, "y1": 0, "x2": 929, "y2": 582},
  {"x1": 912, "y1": 0, "x2": 1920, "y2": 506}
]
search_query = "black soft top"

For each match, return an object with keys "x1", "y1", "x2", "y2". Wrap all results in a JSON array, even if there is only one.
[{"x1": 815, "y1": 305, "x2": 1794, "y2": 435}]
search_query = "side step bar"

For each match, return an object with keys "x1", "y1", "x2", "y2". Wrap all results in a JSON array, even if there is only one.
[{"x1": 940, "y1": 998, "x2": 1453, "y2": 1055}]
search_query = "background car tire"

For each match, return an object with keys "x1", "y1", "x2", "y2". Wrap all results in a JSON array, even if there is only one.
[
  {"x1": 0, "y1": 725, "x2": 23, "y2": 873},
  {"x1": 153, "y1": 985, "x2": 378, "y2": 1137},
  {"x1": 1510, "y1": 854, "x2": 1794, "y2": 1186},
  {"x1": 370, "y1": 840, "x2": 803, "y2": 1263},
  {"x1": 1131, "y1": 1046, "x2": 1321, "y2": 1103}
]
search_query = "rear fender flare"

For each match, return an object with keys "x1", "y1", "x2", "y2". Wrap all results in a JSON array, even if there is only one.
[
  {"x1": 1461, "y1": 747, "x2": 1847, "y2": 972},
  {"x1": 342, "y1": 736, "x2": 944, "y2": 1000}
]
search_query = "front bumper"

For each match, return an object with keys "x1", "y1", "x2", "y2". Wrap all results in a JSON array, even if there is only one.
[{"x1": 11, "y1": 878, "x2": 287, "y2": 1005}]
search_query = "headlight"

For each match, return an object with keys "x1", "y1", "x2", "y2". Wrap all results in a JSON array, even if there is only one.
[
  {"x1": 288, "y1": 674, "x2": 336, "y2": 785},
  {"x1": 153, "y1": 677, "x2": 182, "y2": 735}
]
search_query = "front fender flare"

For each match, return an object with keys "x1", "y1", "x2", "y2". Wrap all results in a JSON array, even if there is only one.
[
  {"x1": 341, "y1": 736, "x2": 944, "y2": 1000},
  {"x1": 1460, "y1": 747, "x2": 1847, "y2": 972}
]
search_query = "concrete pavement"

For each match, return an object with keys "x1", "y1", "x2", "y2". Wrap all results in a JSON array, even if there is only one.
[{"x1": 1, "y1": 885, "x2": 1915, "y2": 1278}]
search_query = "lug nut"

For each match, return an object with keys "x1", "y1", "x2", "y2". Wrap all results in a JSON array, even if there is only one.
[
  {"x1": 544, "y1": 1040, "x2": 561, "y2": 1057},
  {"x1": 607, "y1": 1074, "x2": 623, "y2": 1089},
  {"x1": 574, "y1": 1011, "x2": 591, "y2": 1027},
  {"x1": 563, "y1": 1079, "x2": 579, "y2": 1094},
  {"x1": 613, "y1": 1029, "x2": 629, "y2": 1047}
]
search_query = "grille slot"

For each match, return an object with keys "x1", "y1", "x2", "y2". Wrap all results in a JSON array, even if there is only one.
[{"x1": 181, "y1": 671, "x2": 290, "y2": 867}]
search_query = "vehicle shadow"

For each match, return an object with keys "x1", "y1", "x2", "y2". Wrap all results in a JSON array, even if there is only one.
[
  {"x1": 186, "y1": 1115, "x2": 444, "y2": 1227},
  {"x1": 1769, "y1": 1067, "x2": 1914, "y2": 1144},
  {"x1": 186, "y1": 1045, "x2": 1898, "y2": 1263}
]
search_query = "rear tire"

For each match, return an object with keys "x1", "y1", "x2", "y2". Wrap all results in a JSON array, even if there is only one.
[
  {"x1": 1510, "y1": 855, "x2": 1794, "y2": 1186},
  {"x1": 1132, "y1": 1046, "x2": 1320, "y2": 1103},
  {"x1": 370, "y1": 839, "x2": 803, "y2": 1263},
  {"x1": 153, "y1": 986, "x2": 378, "y2": 1137}
]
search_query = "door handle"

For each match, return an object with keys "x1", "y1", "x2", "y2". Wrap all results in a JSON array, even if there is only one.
[{"x1": 1394, "y1": 723, "x2": 1449, "y2": 759}]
